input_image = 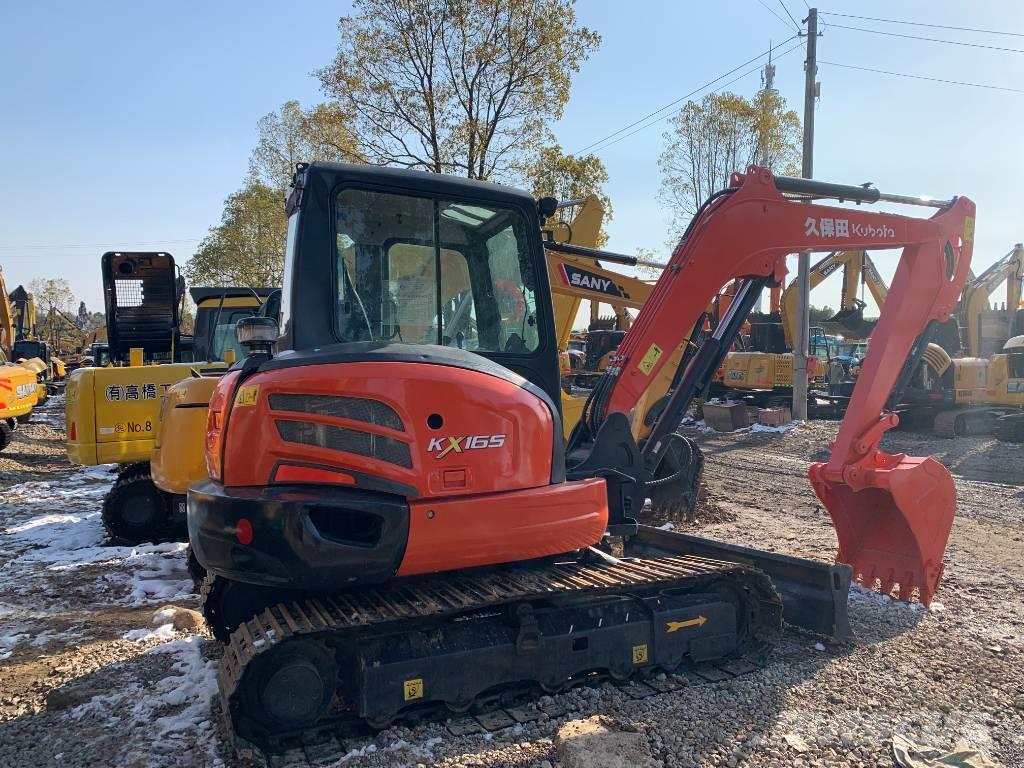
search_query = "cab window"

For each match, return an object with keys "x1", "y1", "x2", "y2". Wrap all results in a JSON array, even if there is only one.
[
  {"x1": 334, "y1": 188, "x2": 539, "y2": 353},
  {"x1": 193, "y1": 306, "x2": 256, "y2": 362}
]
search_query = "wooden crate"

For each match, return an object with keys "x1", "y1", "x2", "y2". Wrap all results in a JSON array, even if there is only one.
[
  {"x1": 704, "y1": 401, "x2": 751, "y2": 432},
  {"x1": 757, "y1": 407, "x2": 792, "y2": 427}
]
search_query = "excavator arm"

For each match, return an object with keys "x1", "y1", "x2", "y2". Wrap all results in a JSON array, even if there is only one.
[{"x1": 577, "y1": 165, "x2": 974, "y2": 605}]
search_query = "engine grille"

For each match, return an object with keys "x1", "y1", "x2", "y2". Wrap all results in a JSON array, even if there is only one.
[
  {"x1": 268, "y1": 394, "x2": 403, "y2": 432},
  {"x1": 275, "y1": 420, "x2": 412, "y2": 469}
]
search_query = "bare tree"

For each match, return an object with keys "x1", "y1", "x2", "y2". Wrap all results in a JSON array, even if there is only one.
[
  {"x1": 186, "y1": 181, "x2": 287, "y2": 289},
  {"x1": 659, "y1": 90, "x2": 800, "y2": 238},
  {"x1": 318, "y1": 0, "x2": 600, "y2": 180},
  {"x1": 523, "y1": 144, "x2": 612, "y2": 245},
  {"x1": 250, "y1": 101, "x2": 365, "y2": 191},
  {"x1": 28, "y1": 277, "x2": 76, "y2": 350}
]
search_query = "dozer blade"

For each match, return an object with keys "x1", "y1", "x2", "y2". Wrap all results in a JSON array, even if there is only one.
[
  {"x1": 809, "y1": 454, "x2": 954, "y2": 606},
  {"x1": 628, "y1": 525, "x2": 852, "y2": 639}
]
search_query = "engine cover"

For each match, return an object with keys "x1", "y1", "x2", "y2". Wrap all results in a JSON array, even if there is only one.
[{"x1": 218, "y1": 359, "x2": 558, "y2": 499}]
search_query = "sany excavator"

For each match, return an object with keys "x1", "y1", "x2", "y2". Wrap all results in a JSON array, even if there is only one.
[
  {"x1": 188, "y1": 163, "x2": 972, "y2": 755},
  {"x1": 8, "y1": 285, "x2": 66, "y2": 396},
  {"x1": 782, "y1": 249, "x2": 889, "y2": 345}
]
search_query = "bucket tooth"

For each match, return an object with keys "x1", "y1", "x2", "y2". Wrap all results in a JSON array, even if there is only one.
[{"x1": 897, "y1": 580, "x2": 913, "y2": 602}]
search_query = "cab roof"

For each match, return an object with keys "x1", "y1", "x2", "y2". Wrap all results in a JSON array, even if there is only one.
[
  {"x1": 302, "y1": 162, "x2": 538, "y2": 210},
  {"x1": 190, "y1": 287, "x2": 278, "y2": 305}
]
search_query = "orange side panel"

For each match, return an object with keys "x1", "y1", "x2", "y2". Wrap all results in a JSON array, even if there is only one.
[
  {"x1": 220, "y1": 361, "x2": 554, "y2": 499},
  {"x1": 398, "y1": 478, "x2": 608, "y2": 577}
]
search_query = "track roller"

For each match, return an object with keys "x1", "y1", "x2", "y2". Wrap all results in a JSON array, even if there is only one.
[{"x1": 237, "y1": 639, "x2": 338, "y2": 735}]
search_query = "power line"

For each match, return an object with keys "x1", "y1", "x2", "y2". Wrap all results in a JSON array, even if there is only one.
[
  {"x1": 827, "y1": 22, "x2": 1024, "y2": 54},
  {"x1": 0, "y1": 238, "x2": 203, "y2": 251},
  {"x1": 821, "y1": 11, "x2": 1024, "y2": 39},
  {"x1": 571, "y1": 36, "x2": 799, "y2": 157},
  {"x1": 820, "y1": 60, "x2": 1024, "y2": 95},
  {"x1": 777, "y1": 0, "x2": 801, "y2": 32},
  {"x1": 584, "y1": 39, "x2": 805, "y2": 157},
  {"x1": 756, "y1": 0, "x2": 793, "y2": 32}
]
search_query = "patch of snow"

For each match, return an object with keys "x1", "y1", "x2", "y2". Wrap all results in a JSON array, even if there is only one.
[
  {"x1": 849, "y1": 583, "x2": 939, "y2": 611},
  {"x1": 3, "y1": 512, "x2": 107, "y2": 553},
  {"x1": 685, "y1": 419, "x2": 719, "y2": 434},
  {"x1": 71, "y1": 636, "x2": 219, "y2": 754},
  {"x1": 123, "y1": 623, "x2": 175, "y2": 642},
  {"x1": 0, "y1": 632, "x2": 28, "y2": 649},
  {"x1": 751, "y1": 421, "x2": 798, "y2": 434},
  {"x1": 28, "y1": 628, "x2": 87, "y2": 647},
  {"x1": 152, "y1": 608, "x2": 177, "y2": 623},
  {"x1": 657, "y1": 522, "x2": 675, "y2": 531},
  {"x1": 814, "y1": 642, "x2": 826, "y2": 651}
]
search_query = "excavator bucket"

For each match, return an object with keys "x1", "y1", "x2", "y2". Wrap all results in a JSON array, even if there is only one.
[
  {"x1": 810, "y1": 452, "x2": 954, "y2": 605},
  {"x1": 827, "y1": 305, "x2": 875, "y2": 340}
]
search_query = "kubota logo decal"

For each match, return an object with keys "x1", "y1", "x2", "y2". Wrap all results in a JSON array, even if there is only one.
[{"x1": 427, "y1": 434, "x2": 506, "y2": 459}]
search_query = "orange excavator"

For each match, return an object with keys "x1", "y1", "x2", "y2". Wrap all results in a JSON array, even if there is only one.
[{"x1": 188, "y1": 163, "x2": 973, "y2": 754}]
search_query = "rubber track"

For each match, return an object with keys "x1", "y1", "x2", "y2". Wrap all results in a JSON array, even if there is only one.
[
  {"x1": 0, "y1": 420, "x2": 11, "y2": 452},
  {"x1": 934, "y1": 409, "x2": 961, "y2": 438},
  {"x1": 214, "y1": 553, "x2": 781, "y2": 764}
]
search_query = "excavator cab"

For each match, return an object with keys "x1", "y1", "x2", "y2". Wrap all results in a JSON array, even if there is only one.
[{"x1": 101, "y1": 251, "x2": 181, "y2": 365}]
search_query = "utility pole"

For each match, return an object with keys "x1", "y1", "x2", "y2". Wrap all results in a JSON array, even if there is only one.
[
  {"x1": 793, "y1": 7, "x2": 818, "y2": 421},
  {"x1": 757, "y1": 50, "x2": 777, "y2": 313}
]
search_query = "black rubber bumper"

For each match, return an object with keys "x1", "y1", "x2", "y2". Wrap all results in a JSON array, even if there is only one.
[{"x1": 187, "y1": 479, "x2": 410, "y2": 590}]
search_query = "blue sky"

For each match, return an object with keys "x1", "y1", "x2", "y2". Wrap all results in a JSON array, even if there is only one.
[{"x1": 2, "y1": 1, "x2": 1023, "y2": 316}]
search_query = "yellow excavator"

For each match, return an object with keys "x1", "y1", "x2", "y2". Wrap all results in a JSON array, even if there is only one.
[
  {"x1": 720, "y1": 250, "x2": 887, "y2": 405},
  {"x1": 898, "y1": 244, "x2": 1024, "y2": 437},
  {"x1": 0, "y1": 271, "x2": 39, "y2": 449},
  {"x1": 65, "y1": 251, "x2": 273, "y2": 543},
  {"x1": 956, "y1": 243, "x2": 1023, "y2": 358},
  {"x1": 782, "y1": 249, "x2": 888, "y2": 347},
  {"x1": 8, "y1": 285, "x2": 68, "y2": 396}
]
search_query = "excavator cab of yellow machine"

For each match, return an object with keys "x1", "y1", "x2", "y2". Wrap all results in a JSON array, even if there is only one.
[{"x1": 189, "y1": 164, "x2": 971, "y2": 755}]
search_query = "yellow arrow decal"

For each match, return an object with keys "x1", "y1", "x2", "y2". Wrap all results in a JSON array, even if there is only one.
[{"x1": 666, "y1": 615, "x2": 707, "y2": 633}]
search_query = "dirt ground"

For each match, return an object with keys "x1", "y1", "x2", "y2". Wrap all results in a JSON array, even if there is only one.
[{"x1": 1, "y1": 397, "x2": 1022, "y2": 767}]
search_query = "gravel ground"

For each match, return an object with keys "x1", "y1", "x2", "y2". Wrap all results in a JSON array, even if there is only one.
[{"x1": 0, "y1": 399, "x2": 1021, "y2": 767}]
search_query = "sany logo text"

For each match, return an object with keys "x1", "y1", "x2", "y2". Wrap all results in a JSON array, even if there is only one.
[{"x1": 428, "y1": 434, "x2": 506, "y2": 459}]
